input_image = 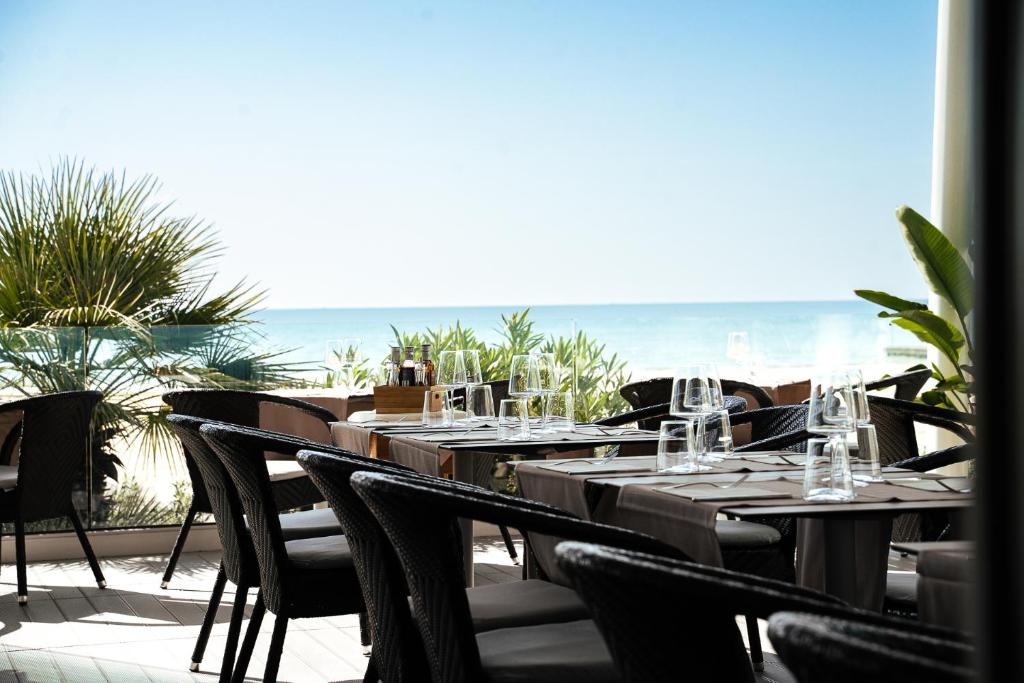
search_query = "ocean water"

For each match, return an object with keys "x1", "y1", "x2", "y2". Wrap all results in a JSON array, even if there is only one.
[{"x1": 253, "y1": 300, "x2": 924, "y2": 381}]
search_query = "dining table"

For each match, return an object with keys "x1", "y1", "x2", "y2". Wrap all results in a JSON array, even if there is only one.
[
  {"x1": 330, "y1": 418, "x2": 661, "y2": 585},
  {"x1": 515, "y1": 453, "x2": 973, "y2": 610}
]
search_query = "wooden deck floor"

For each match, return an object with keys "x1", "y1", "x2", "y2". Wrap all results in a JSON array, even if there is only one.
[{"x1": 0, "y1": 537, "x2": 523, "y2": 682}]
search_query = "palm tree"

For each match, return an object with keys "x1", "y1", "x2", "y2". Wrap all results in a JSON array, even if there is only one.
[{"x1": 0, "y1": 159, "x2": 297, "y2": 525}]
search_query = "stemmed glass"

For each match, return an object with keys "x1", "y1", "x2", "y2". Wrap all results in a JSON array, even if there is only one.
[
  {"x1": 804, "y1": 370, "x2": 856, "y2": 501},
  {"x1": 437, "y1": 350, "x2": 466, "y2": 425},
  {"x1": 509, "y1": 354, "x2": 540, "y2": 426},
  {"x1": 534, "y1": 353, "x2": 560, "y2": 432},
  {"x1": 668, "y1": 364, "x2": 715, "y2": 472},
  {"x1": 458, "y1": 350, "x2": 484, "y2": 424},
  {"x1": 848, "y1": 369, "x2": 883, "y2": 483}
]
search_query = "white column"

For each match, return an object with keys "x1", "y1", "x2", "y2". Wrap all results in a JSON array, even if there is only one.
[{"x1": 928, "y1": 0, "x2": 973, "y2": 452}]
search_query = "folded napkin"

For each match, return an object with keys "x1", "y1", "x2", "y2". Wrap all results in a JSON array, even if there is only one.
[
  {"x1": 657, "y1": 485, "x2": 793, "y2": 502},
  {"x1": 537, "y1": 460, "x2": 654, "y2": 475}
]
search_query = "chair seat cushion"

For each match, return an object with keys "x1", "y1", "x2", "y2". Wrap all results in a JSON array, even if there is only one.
[
  {"x1": 279, "y1": 507, "x2": 343, "y2": 541},
  {"x1": 716, "y1": 520, "x2": 782, "y2": 548},
  {"x1": 885, "y1": 571, "x2": 918, "y2": 608},
  {"x1": 0, "y1": 465, "x2": 17, "y2": 491},
  {"x1": 285, "y1": 534, "x2": 354, "y2": 571},
  {"x1": 266, "y1": 460, "x2": 308, "y2": 482},
  {"x1": 468, "y1": 579, "x2": 589, "y2": 632},
  {"x1": 477, "y1": 619, "x2": 618, "y2": 683}
]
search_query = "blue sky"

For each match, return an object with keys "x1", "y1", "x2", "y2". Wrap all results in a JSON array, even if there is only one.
[{"x1": 0, "y1": 1, "x2": 937, "y2": 309}]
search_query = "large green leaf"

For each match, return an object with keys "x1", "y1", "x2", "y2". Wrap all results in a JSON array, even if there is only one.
[
  {"x1": 881, "y1": 309, "x2": 964, "y2": 367},
  {"x1": 854, "y1": 289, "x2": 927, "y2": 313},
  {"x1": 896, "y1": 205, "x2": 974, "y2": 320}
]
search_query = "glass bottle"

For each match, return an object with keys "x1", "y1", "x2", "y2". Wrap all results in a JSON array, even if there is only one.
[
  {"x1": 399, "y1": 346, "x2": 417, "y2": 387},
  {"x1": 421, "y1": 344, "x2": 436, "y2": 387},
  {"x1": 388, "y1": 346, "x2": 402, "y2": 386}
]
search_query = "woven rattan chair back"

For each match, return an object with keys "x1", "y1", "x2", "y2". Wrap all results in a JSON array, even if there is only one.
[
  {"x1": 200, "y1": 422, "x2": 295, "y2": 615},
  {"x1": 162, "y1": 389, "x2": 338, "y2": 508},
  {"x1": 350, "y1": 469, "x2": 690, "y2": 683},
  {"x1": 557, "y1": 544, "x2": 851, "y2": 683},
  {"x1": 864, "y1": 368, "x2": 932, "y2": 402},
  {"x1": 296, "y1": 450, "x2": 428, "y2": 683},
  {"x1": 768, "y1": 611, "x2": 973, "y2": 683},
  {"x1": 554, "y1": 542, "x2": 964, "y2": 683},
  {"x1": 620, "y1": 377, "x2": 775, "y2": 412},
  {"x1": 3, "y1": 391, "x2": 101, "y2": 523},
  {"x1": 166, "y1": 415, "x2": 258, "y2": 586}
]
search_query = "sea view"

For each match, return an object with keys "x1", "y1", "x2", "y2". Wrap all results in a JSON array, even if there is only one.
[{"x1": 254, "y1": 299, "x2": 926, "y2": 383}]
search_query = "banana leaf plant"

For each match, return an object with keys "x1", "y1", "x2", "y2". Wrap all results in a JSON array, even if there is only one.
[{"x1": 855, "y1": 206, "x2": 974, "y2": 412}]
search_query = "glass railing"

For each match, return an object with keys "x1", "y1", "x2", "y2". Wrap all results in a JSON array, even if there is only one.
[{"x1": 0, "y1": 307, "x2": 923, "y2": 533}]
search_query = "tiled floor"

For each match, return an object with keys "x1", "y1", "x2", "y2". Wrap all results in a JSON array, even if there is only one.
[{"x1": 0, "y1": 537, "x2": 523, "y2": 682}]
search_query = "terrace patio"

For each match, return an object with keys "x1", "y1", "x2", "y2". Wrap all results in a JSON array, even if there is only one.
[{"x1": 0, "y1": 542, "x2": 921, "y2": 681}]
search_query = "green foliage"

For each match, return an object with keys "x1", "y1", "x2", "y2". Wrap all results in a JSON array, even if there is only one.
[
  {"x1": 855, "y1": 205, "x2": 974, "y2": 412},
  {"x1": 390, "y1": 308, "x2": 630, "y2": 422},
  {"x1": 0, "y1": 159, "x2": 263, "y2": 327},
  {"x1": 0, "y1": 160, "x2": 304, "y2": 525},
  {"x1": 102, "y1": 477, "x2": 183, "y2": 527}
]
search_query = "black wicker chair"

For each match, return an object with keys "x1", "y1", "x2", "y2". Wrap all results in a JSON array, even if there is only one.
[
  {"x1": 596, "y1": 393, "x2": 748, "y2": 431},
  {"x1": 556, "y1": 541, "x2": 970, "y2": 683},
  {"x1": 297, "y1": 448, "x2": 599, "y2": 683},
  {"x1": 0, "y1": 391, "x2": 106, "y2": 605},
  {"x1": 864, "y1": 368, "x2": 933, "y2": 401},
  {"x1": 768, "y1": 612, "x2": 973, "y2": 683},
  {"x1": 350, "y1": 469, "x2": 694, "y2": 683},
  {"x1": 199, "y1": 421, "x2": 374, "y2": 682},
  {"x1": 160, "y1": 389, "x2": 337, "y2": 588},
  {"x1": 166, "y1": 415, "x2": 346, "y2": 680},
  {"x1": 620, "y1": 377, "x2": 775, "y2": 415}
]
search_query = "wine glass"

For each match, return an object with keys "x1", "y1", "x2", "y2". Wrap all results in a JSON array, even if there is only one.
[
  {"x1": 533, "y1": 352, "x2": 559, "y2": 432},
  {"x1": 463, "y1": 349, "x2": 483, "y2": 386},
  {"x1": 671, "y1": 364, "x2": 721, "y2": 463},
  {"x1": 509, "y1": 354, "x2": 539, "y2": 398},
  {"x1": 848, "y1": 369, "x2": 882, "y2": 483},
  {"x1": 437, "y1": 350, "x2": 466, "y2": 421},
  {"x1": 804, "y1": 370, "x2": 856, "y2": 501}
]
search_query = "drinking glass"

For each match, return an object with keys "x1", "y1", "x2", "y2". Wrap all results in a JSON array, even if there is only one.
[
  {"x1": 509, "y1": 355, "x2": 539, "y2": 398},
  {"x1": 805, "y1": 371, "x2": 856, "y2": 501},
  {"x1": 852, "y1": 423, "x2": 884, "y2": 483},
  {"x1": 703, "y1": 408, "x2": 734, "y2": 458},
  {"x1": 463, "y1": 349, "x2": 484, "y2": 386},
  {"x1": 670, "y1": 364, "x2": 716, "y2": 416},
  {"x1": 657, "y1": 419, "x2": 708, "y2": 473},
  {"x1": 806, "y1": 370, "x2": 856, "y2": 436},
  {"x1": 534, "y1": 352, "x2": 559, "y2": 432},
  {"x1": 848, "y1": 369, "x2": 871, "y2": 425},
  {"x1": 422, "y1": 390, "x2": 452, "y2": 428},
  {"x1": 466, "y1": 384, "x2": 495, "y2": 421},
  {"x1": 498, "y1": 398, "x2": 531, "y2": 441},
  {"x1": 671, "y1": 363, "x2": 721, "y2": 462},
  {"x1": 802, "y1": 437, "x2": 855, "y2": 502},
  {"x1": 544, "y1": 391, "x2": 575, "y2": 433},
  {"x1": 437, "y1": 350, "x2": 466, "y2": 421},
  {"x1": 437, "y1": 350, "x2": 466, "y2": 388}
]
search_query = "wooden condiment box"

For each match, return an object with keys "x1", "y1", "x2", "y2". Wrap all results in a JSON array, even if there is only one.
[{"x1": 373, "y1": 385, "x2": 444, "y2": 414}]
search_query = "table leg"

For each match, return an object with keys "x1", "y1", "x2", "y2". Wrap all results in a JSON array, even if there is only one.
[
  {"x1": 822, "y1": 518, "x2": 857, "y2": 603},
  {"x1": 452, "y1": 451, "x2": 475, "y2": 587}
]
